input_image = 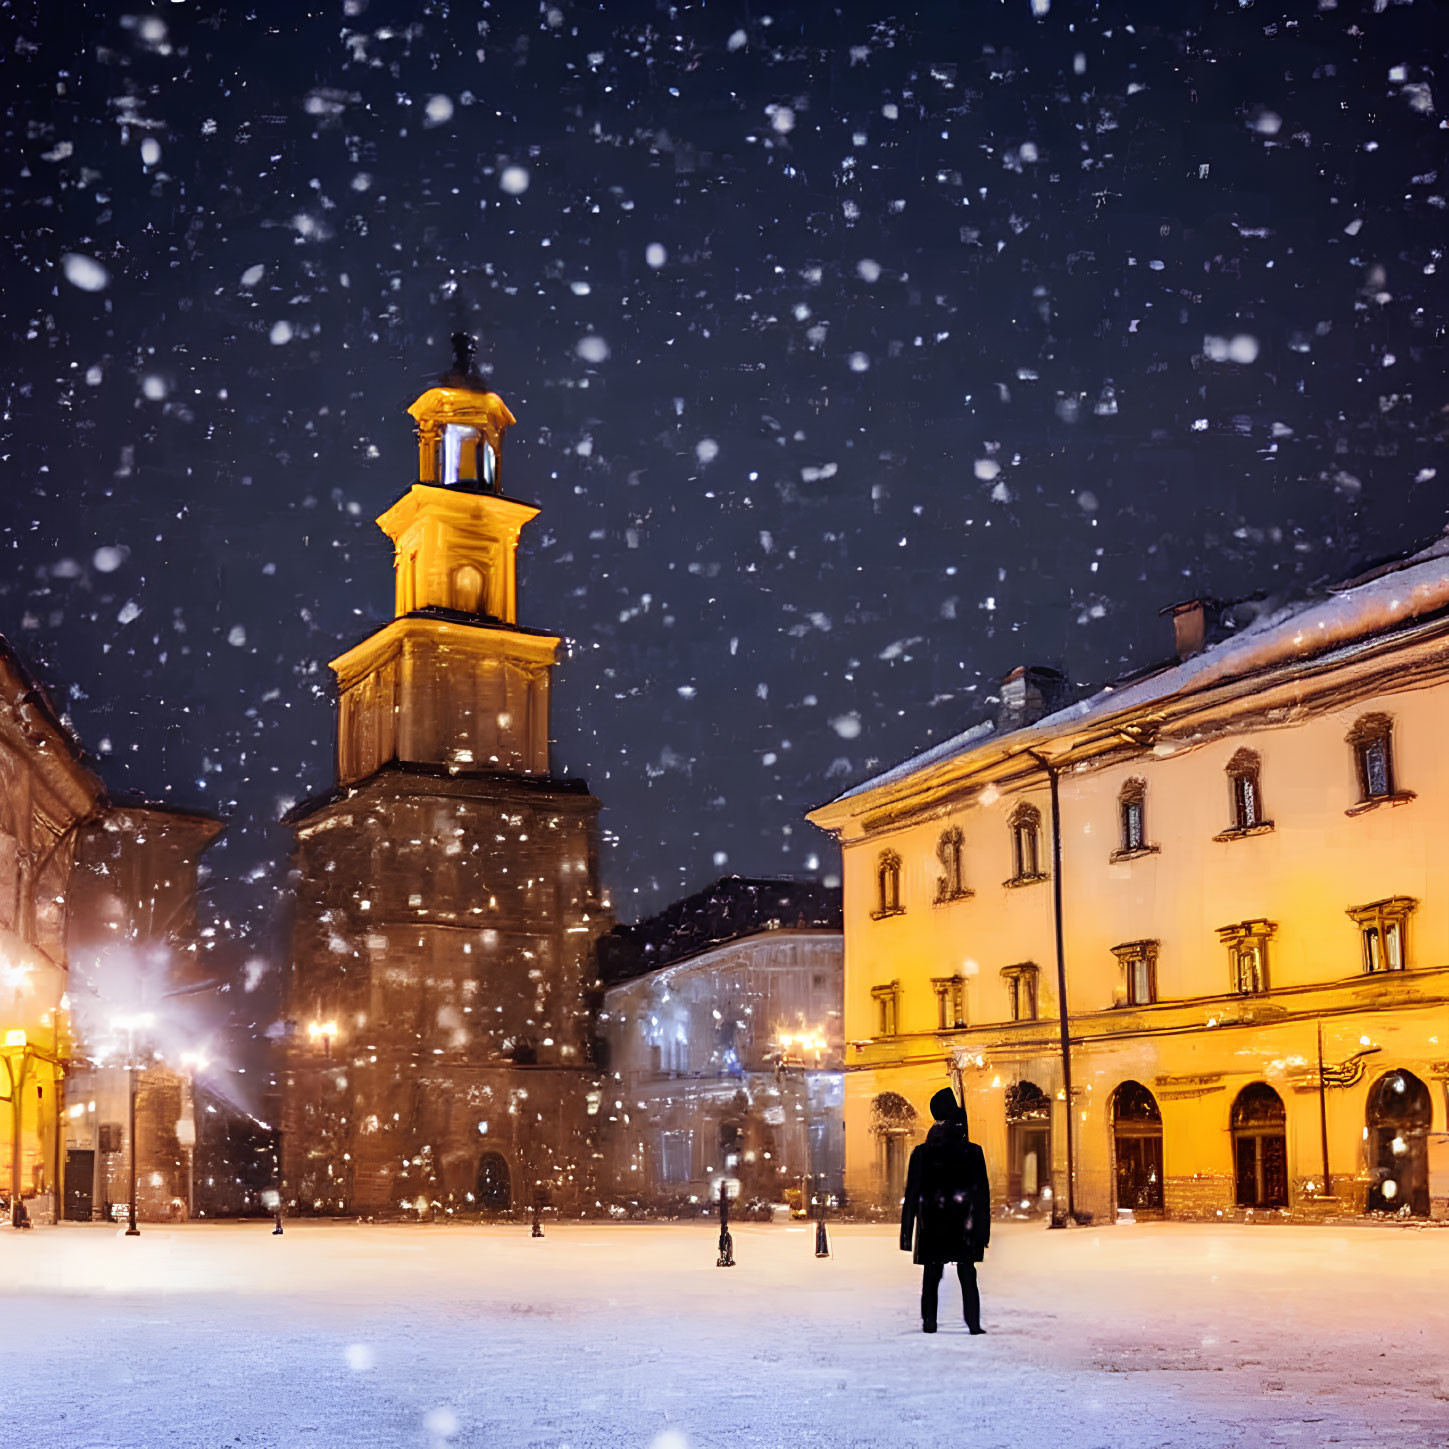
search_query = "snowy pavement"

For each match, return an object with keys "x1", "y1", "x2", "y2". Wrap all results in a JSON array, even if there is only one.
[{"x1": 4, "y1": 1219, "x2": 1448, "y2": 1449}]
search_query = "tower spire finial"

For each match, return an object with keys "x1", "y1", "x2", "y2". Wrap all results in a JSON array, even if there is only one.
[{"x1": 446, "y1": 331, "x2": 478, "y2": 386}]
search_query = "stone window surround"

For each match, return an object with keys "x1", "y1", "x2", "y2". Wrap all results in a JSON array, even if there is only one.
[
  {"x1": 1111, "y1": 938, "x2": 1160, "y2": 1006},
  {"x1": 1217, "y1": 918, "x2": 1276, "y2": 996},
  {"x1": 1346, "y1": 896, "x2": 1416, "y2": 974}
]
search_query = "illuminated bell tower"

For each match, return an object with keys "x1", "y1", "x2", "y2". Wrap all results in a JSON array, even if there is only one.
[
  {"x1": 283, "y1": 337, "x2": 607, "y2": 1220},
  {"x1": 333, "y1": 337, "x2": 557, "y2": 783}
]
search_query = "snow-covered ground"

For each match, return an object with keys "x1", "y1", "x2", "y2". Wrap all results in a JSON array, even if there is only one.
[{"x1": 5, "y1": 1219, "x2": 1448, "y2": 1448}]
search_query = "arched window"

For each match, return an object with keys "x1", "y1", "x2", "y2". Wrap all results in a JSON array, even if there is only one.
[
  {"x1": 1366, "y1": 1071, "x2": 1432, "y2": 1215},
  {"x1": 1112, "y1": 1080, "x2": 1164, "y2": 1213},
  {"x1": 1231, "y1": 1083, "x2": 1287, "y2": 1209},
  {"x1": 872, "y1": 849, "x2": 903, "y2": 918},
  {"x1": 1347, "y1": 713, "x2": 1396, "y2": 802},
  {"x1": 1009, "y1": 802, "x2": 1043, "y2": 882},
  {"x1": 452, "y1": 563, "x2": 485, "y2": 614},
  {"x1": 934, "y1": 826, "x2": 970, "y2": 903},
  {"x1": 1225, "y1": 748, "x2": 1266, "y2": 832},
  {"x1": 1115, "y1": 778, "x2": 1150, "y2": 857},
  {"x1": 1005, "y1": 1080, "x2": 1052, "y2": 1211}
]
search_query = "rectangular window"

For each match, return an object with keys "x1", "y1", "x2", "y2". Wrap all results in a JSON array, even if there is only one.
[
  {"x1": 1216, "y1": 920, "x2": 1274, "y2": 995},
  {"x1": 1111, "y1": 940, "x2": 1160, "y2": 1006},
  {"x1": 1348, "y1": 897, "x2": 1415, "y2": 974},
  {"x1": 1129, "y1": 954, "x2": 1154, "y2": 1005},
  {"x1": 871, "y1": 983, "x2": 900, "y2": 1037},
  {"x1": 1233, "y1": 773, "x2": 1258, "y2": 829},
  {"x1": 1234, "y1": 944, "x2": 1264, "y2": 995},
  {"x1": 658, "y1": 1130, "x2": 693, "y2": 1184},
  {"x1": 1016, "y1": 822, "x2": 1039, "y2": 877},
  {"x1": 1002, "y1": 966, "x2": 1038, "y2": 1022},
  {"x1": 1122, "y1": 799, "x2": 1144, "y2": 852},
  {"x1": 1362, "y1": 737, "x2": 1390, "y2": 798},
  {"x1": 932, "y1": 976, "x2": 967, "y2": 1030}
]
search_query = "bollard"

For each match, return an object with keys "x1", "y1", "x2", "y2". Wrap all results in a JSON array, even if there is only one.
[{"x1": 715, "y1": 1180, "x2": 735, "y2": 1268}]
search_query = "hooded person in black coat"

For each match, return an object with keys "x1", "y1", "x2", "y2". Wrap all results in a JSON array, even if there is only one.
[{"x1": 899, "y1": 1087, "x2": 991, "y2": 1334}]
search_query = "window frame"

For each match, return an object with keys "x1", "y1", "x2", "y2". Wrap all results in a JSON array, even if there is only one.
[
  {"x1": 1344, "y1": 714, "x2": 1415, "y2": 815},
  {"x1": 1215, "y1": 747, "x2": 1275, "y2": 839},
  {"x1": 870, "y1": 980, "x2": 902, "y2": 1037},
  {"x1": 1346, "y1": 897, "x2": 1416, "y2": 974},
  {"x1": 1000, "y1": 963, "x2": 1039, "y2": 1023},
  {"x1": 1110, "y1": 939, "x2": 1160, "y2": 1006},
  {"x1": 930, "y1": 975, "x2": 967, "y2": 1031},
  {"x1": 870, "y1": 849, "x2": 905, "y2": 919},
  {"x1": 1216, "y1": 919, "x2": 1276, "y2": 996},
  {"x1": 1006, "y1": 802, "x2": 1047, "y2": 886},
  {"x1": 1110, "y1": 779, "x2": 1158, "y2": 862},
  {"x1": 933, "y1": 826, "x2": 973, "y2": 905}
]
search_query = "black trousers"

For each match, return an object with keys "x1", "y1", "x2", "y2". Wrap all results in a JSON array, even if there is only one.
[{"x1": 921, "y1": 1260, "x2": 980, "y2": 1330}]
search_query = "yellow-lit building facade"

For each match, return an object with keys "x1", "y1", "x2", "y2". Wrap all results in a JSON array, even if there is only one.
[
  {"x1": 0, "y1": 635, "x2": 106, "y2": 1225},
  {"x1": 808, "y1": 547, "x2": 1449, "y2": 1224}
]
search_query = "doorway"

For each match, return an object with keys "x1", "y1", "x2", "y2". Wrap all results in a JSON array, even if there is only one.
[
  {"x1": 1231, "y1": 1083, "x2": 1288, "y2": 1209},
  {"x1": 1112, "y1": 1080, "x2": 1164, "y2": 1214},
  {"x1": 1366, "y1": 1070, "x2": 1431, "y2": 1215},
  {"x1": 1005, "y1": 1080, "x2": 1053, "y2": 1213},
  {"x1": 476, "y1": 1151, "x2": 512, "y2": 1214},
  {"x1": 64, "y1": 1149, "x2": 95, "y2": 1221}
]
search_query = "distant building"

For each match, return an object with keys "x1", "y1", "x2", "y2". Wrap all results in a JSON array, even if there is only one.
[
  {"x1": 282, "y1": 343, "x2": 608, "y2": 1218},
  {"x1": 809, "y1": 539, "x2": 1449, "y2": 1224},
  {"x1": 64, "y1": 802, "x2": 224, "y2": 1222},
  {"x1": 598, "y1": 877, "x2": 843, "y2": 1211}
]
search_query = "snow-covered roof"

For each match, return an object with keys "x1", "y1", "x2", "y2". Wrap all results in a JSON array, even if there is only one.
[{"x1": 826, "y1": 532, "x2": 1449, "y2": 809}]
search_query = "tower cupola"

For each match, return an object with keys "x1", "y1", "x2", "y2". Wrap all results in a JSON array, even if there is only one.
[{"x1": 406, "y1": 333, "x2": 517, "y2": 491}]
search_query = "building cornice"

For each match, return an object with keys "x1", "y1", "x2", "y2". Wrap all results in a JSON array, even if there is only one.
[
  {"x1": 328, "y1": 613, "x2": 561, "y2": 692},
  {"x1": 813, "y1": 610, "x2": 1449, "y2": 841}
]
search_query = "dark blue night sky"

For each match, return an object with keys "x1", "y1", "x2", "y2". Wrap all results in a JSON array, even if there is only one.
[{"x1": 3, "y1": 0, "x2": 1446, "y2": 982}]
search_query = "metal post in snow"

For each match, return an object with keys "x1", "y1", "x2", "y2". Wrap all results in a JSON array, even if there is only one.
[{"x1": 716, "y1": 1179, "x2": 734, "y2": 1267}]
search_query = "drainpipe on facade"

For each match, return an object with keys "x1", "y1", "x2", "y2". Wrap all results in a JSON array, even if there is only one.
[{"x1": 1027, "y1": 751, "x2": 1077, "y2": 1226}]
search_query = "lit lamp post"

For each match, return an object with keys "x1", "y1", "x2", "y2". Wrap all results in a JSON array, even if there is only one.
[
  {"x1": 3, "y1": 1028, "x2": 32, "y2": 1229},
  {"x1": 307, "y1": 1020, "x2": 338, "y2": 1060},
  {"x1": 115, "y1": 1013, "x2": 154, "y2": 1237}
]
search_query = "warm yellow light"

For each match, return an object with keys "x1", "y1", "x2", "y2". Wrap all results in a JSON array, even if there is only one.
[
  {"x1": 777, "y1": 1029, "x2": 828, "y2": 1055},
  {"x1": 3, "y1": 1029, "x2": 25, "y2": 1048},
  {"x1": 308, "y1": 1020, "x2": 339, "y2": 1042}
]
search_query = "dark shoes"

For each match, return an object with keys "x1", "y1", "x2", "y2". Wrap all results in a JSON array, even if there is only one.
[
  {"x1": 968, "y1": 1325, "x2": 986, "y2": 1335},
  {"x1": 922, "y1": 1322, "x2": 937, "y2": 1333}
]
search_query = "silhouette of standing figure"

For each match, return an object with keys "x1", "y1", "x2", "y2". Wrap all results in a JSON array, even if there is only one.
[{"x1": 899, "y1": 1087, "x2": 990, "y2": 1334}]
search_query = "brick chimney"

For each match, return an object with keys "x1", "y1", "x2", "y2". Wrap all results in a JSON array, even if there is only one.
[
  {"x1": 1161, "y1": 600, "x2": 1207, "y2": 661},
  {"x1": 997, "y1": 665, "x2": 1067, "y2": 732}
]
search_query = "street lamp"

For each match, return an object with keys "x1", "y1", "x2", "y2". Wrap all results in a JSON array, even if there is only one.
[
  {"x1": 113, "y1": 1013, "x2": 154, "y2": 1237},
  {"x1": 307, "y1": 1020, "x2": 338, "y2": 1060},
  {"x1": 3, "y1": 1028, "x2": 31, "y2": 1229}
]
